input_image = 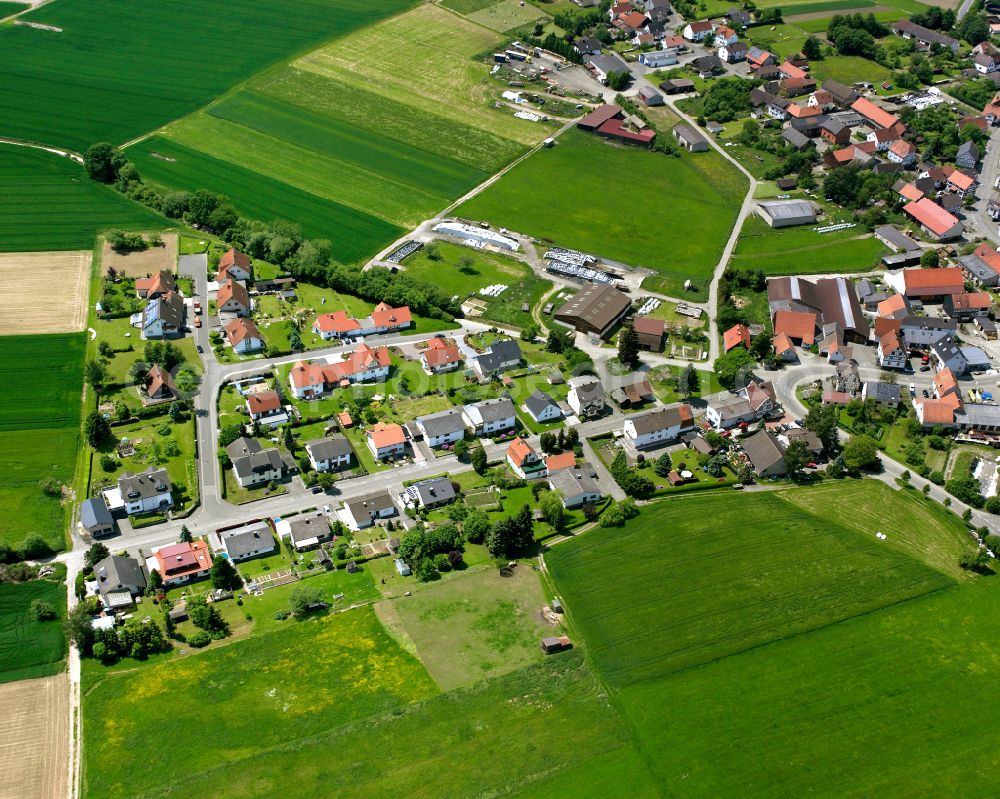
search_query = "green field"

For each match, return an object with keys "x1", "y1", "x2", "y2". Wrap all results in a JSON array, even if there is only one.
[
  {"x1": 547, "y1": 487, "x2": 955, "y2": 689},
  {"x1": 0, "y1": 567, "x2": 67, "y2": 683},
  {"x1": 0, "y1": 144, "x2": 165, "y2": 252},
  {"x1": 0, "y1": 333, "x2": 85, "y2": 550},
  {"x1": 782, "y1": 0, "x2": 873, "y2": 13},
  {"x1": 457, "y1": 129, "x2": 747, "y2": 298},
  {"x1": 466, "y1": 0, "x2": 550, "y2": 31},
  {"x1": 127, "y1": 137, "x2": 402, "y2": 265},
  {"x1": 619, "y1": 577, "x2": 1000, "y2": 795},
  {"x1": 0, "y1": 1, "x2": 27, "y2": 18},
  {"x1": 730, "y1": 215, "x2": 886, "y2": 275},
  {"x1": 809, "y1": 54, "x2": 895, "y2": 90},
  {"x1": 0, "y1": 0, "x2": 414, "y2": 151}
]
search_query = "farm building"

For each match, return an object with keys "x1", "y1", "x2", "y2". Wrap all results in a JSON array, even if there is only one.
[
  {"x1": 554, "y1": 283, "x2": 632, "y2": 338},
  {"x1": 632, "y1": 316, "x2": 665, "y2": 350},
  {"x1": 673, "y1": 124, "x2": 708, "y2": 152},
  {"x1": 755, "y1": 200, "x2": 816, "y2": 228},
  {"x1": 902, "y1": 198, "x2": 963, "y2": 241},
  {"x1": 577, "y1": 104, "x2": 623, "y2": 131},
  {"x1": 639, "y1": 50, "x2": 677, "y2": 67},
  {"x1": 541, "y1": 635, "x2": 573, "y2": 654},
  {"x1": 639, "y1": 86, "x2": 664, "y2": 106}
]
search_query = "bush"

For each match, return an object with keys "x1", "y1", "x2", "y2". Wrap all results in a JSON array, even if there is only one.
[
  {"x1": 18, "y1": 534, "x2": 53, "y2": 561},
  {"x1": 272, "y1": 610, "x2": 290, "y2": 621},
  {"x1": 28, "y1": 599, "x2": 57, "y2": 622},
  {"x1": 187, "y1": 631, "x2": 212, "y2": 648}
]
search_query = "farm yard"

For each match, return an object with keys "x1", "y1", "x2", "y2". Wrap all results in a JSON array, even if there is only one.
[
  {"x1": 0, "y1": 251, "x2": 90, "y2": 334},
  {"x1": 0, "y1": 145, "x2": 165, "y2": 252},
  {"x1": 0, "y1": 566, "x2": 67, "y2": 683},
  {"x1": 0, "y1": 0, "x2": 414, "y2": 151},
  {"x1": 0, "y1": 674, "x2": 69, "y2": 799},
  {"x1": 730, "y1": 215, "x2": 887, "y2": 275},
  {"x1": 457, "y1": 129, "x2": 747, "y2": 299},
  {"x1": 0, "y1": 333, "x2": 85, "y2": 551}
]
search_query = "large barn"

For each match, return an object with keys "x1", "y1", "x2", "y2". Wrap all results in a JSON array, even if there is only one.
[{"x1": 554, "y1": 284, "x2": 632, "y2": 338}]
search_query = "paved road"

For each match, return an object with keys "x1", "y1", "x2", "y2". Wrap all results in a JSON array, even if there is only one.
[{"x1": 971, "y1": 128, "x2": 1000, "y2": 241}]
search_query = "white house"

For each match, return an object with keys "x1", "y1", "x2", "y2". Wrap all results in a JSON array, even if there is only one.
[
  {"x1": 638, "y1": 49, "x2": 677, "y2": 67},
  {"x1": 225, "y1": 318, "x2": 265, "y2": 354},
  {"x1": 567, "y1": 376, "x2": 605, "y2": 419},
  {"x1": 287, "y1": 345, "x2": 391, "y2": 399},
  {"x1": 877, "y1": 329, "x2": 907, "y2": 370},
  {"x1": 366, "y1": 423, "x2": 406, "y2": 461},
  {"x1": 118, "y1": 468, "x2": 173, "y2": 516},
  {"x1": 713, "y1": 25, "x2": 738, "y2": 46},
  {"x1": 138, "y1": 292, "x2": 184, "y2": 340},
  {"x1": 216, "y1": 520, "x2": 275, "y2": 562},
  {"x1": 305, "y1": 436, "x2": 353, "y2": 472},
  {"x1": 523, "y1": 390, "x2": 563, "y2": 423},
  {"x1": 415, "y1": 409, "x2": 466, "y2": 449},
  {"x1": 719, "y1": 41, "x2": 748, "y2": 62},
  {"x1": 548, "y1": 468, "x2": 602, "y2": 509},
  {"x1": 683, "y1": 19, "x2": 713, "y2": 41},
  {"x1": 340, "y1": 492, "x2": 397, "y2": 531},
  {"x1": 623, "y1": 404, "x2": 694, "y2": 449},
  {"x1": 226, "y1": 437, "x2": 284, "y2": 488},
  {"x1": 217, "y1": 248, "x2": 253, "y2": 283},
  {"x1": 245, "y1": 390, "x2": 287, "y2": 426},
  {"x1": 217, "y1": 279, "x2": 251, "y2": 316},
  {"x1": 507, "y1": 437, "x2": 547, "y2": 480},
  {"x1": 463, "y1": 398, "x2": 517, "y2": 436}
]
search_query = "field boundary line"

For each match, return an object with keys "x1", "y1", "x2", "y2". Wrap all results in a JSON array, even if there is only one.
[{"x1": 0, "y1": 136, "x2": 82, "y2": 163}]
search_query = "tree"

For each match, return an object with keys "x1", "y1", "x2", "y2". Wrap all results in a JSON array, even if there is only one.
[
  {"x1": 539, "y1": 491, "x2": 566, "y2": 532},
  {"x1": 618, "y1": 324, "x2": 640, "y2": 368},
  {"x1": 219, "y1": 423, "x2": 245, "y2": 448},
  {"x1": 453, "y1": 439, "x2": 470, "y2": 460},
  {"x1": 957, "y1": 12, "x2": 990, "y2": 45},
  {"x1": 84, "y1": 359, "x2": 109, "y2": 393},
  {"x1": 28, "y1": 599, "x2": 57, "y2": 622},
  {"x1": 783, "y1": 438, "x2": 810, "y2": 478},
  {"x1": 546, "y1": 328, "x2": 567, "y2": 353},
  {"x1": 842, "y1": 434, "x2": 880, "y2": 472},
  {"x1": 84, "y1": 410, "x2": 111, "y2": 448},
  {"x1": 715, "y1": 347, "x2": 754, "y2": 389},
  {"x1": 920, "y1": 248, "x2": 940, "y2": 268},
  {"x1": 316, "y1": 471, "x2": 335, "y2": 490},
  {"x1": 485, "y1": 504, "x2": 535, "y2": 557},
  {"x1": 98, "y1": 341, "x2": 114, "y2": 359},
  {"x1": 464, "y1": 510, "x2": 491, "y2": 543},
  {"x1": 187, "y1": 596, "x2": 228, "y2": 636},
  {"x1": 84, "y1": 542, "x2": 110, "y2": 570},
  {"x1": 802, "y1": 35, "x2": 822, "y2": 60},
  {"x1": 64, "y1": 603, "x2": 96, "y2": 655},
  {"x1": 147, "y1": 569, "x2": 163, "y2": 594},
  {"x1": 457, "y1": 255, "x2": 475, "y2": 274},
  {"x1": 289, "y1": 585, "x2": 324, "y2": 617},
  {"x1": 945, "y1": 476, "x2": 985, "y2": 508},
  {"x1": 654, "y1": 453, "x2": 673, "y2": 477},
  {"x1": 289, "y1": 327, "x2": 303, "y2": 351},
  {"x1": 83, "y1": 142, "x2": 126, "y2": 183},
  {"x1": 804, "y1": 404, "x2": 840, "y2": 453},
  {"x1": 540, "y1": 432, "x2": 558, "y2": 454},
  {"x1": 471, "y1": 445, "x2": 488, "y2": 475},
  {"x1": 606, "y1": 70, "x2": 630, "y2": 91},
  {"x1": 179, "y1": 525, "x2": 193, "y2": 543},
  {"x1": 520, "y1": 323, "x2": 539, "y2": 343},
  {"x1": 211, "y1": 555, "x2": 242, "y2": 591}
]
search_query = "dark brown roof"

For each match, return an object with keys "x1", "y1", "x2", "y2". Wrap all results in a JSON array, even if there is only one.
[{"x1": 554, "y1": 284, "x2": 631, "y2": 335}]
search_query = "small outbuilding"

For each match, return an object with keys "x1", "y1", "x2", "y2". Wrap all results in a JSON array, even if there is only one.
[{"x1": 541, "y1": 635, "x2": 572, "y2": 654}]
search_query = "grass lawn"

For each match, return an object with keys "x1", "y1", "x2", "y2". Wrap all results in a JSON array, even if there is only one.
[
  {"x1": 0, "y1": 0, "x2": 413, "y2": 151},
  {"x1": 466, "y1": 0, "x2": 550, "y2": 30},
  {"x1": 730, "y1": 214, "x2": 886, "y2": 275},
  {"x1": 222, "y1": 469, "x2": 288, "y2": 505},
  {"x1": 0, "y1": 565, "x2": 67, "y2": 683},
  {"x1": 0, "y1": 144, "x2": 166, "y2": 252},
  {"x1": 617, "y1": 577, "x2": 1000, "y2": 795},
  {"x1": 457, "y1": 128, "x2": 747, "y2": 300},
  {"x1": 647, "y1": 364, "x2": 722, "y2": 404},
  {"x1": 0, "y1": 333, "x2": 85, "y2": 551},
  {"x1": 343, "y1": 425, "x2": 391, "y2": 474},
  {"x1": 401, "y1": 242, "x2": 553, "y2": 329},
  {"x1": 380, "y1": 564, "x2": 551, "y2": 690},
  {"x1": 547, "y1": 487, "x2": 956, "y2": 689},
  {"x1": 0, "y1": 1, "x2": 28, "y2": 17},
  {"x1": 808, "y1": 54, "x2": 894, "y2": 91},
  {"x1": 89, "y1": 314, "x2": 201, "y2": 391}
]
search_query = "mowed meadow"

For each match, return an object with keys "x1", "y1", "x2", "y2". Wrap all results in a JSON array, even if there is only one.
[
  {"x1": 127, "y1": 4, "x2": 550, "y2": 263},
  {"x1": 0, "y1": 144, "x2": 165, "y2": 252},
  {"x1": 0, "y1": 333, "x2": 86, "y2": 551},
  {"x1": 546, "y1": 483, "x2": 1000, "y2": 795},
  {"x1": 0, "y1": 0, "x2": 413, "y2": 151}
]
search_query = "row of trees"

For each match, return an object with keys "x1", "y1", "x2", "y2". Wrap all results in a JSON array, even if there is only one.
[{"x1": 610, "y1": 450, "x2": 654, "y2": 498}]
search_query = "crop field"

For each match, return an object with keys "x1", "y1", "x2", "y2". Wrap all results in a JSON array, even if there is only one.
[
  {"x1": 0, "y1": 674, "x2": 69, "y2": 799},
  {"x1": 0, "y1": 0, "x2": 413, "y2": 150},
  {"x1": 0, "y1": 569, "x2": 67, "y2": 683},
  {"x1": 0, "y1": 145, "x2": 165, "y2": 252},
  {"x1": 0, "y1": 1, "x2": 28, "y2": 19},
  {"x1": 618, "y1": 578, "x2": 999, "y2": 796},
  {"x1": 0, "y1": 251, "x2": 89, "y2": 334},
  {"x1": 386, "y1": 565, "x2": 550, "y2": 689},
  {"x1": 457, "y1": 129, "x2": 747, "y2": 299},
  {"x1": 730, "y1": 215, "x2": 886, "y2": 275},
  {"x1": 547, "y1": 488, "x2": 954, "y2": 689},
  {"x1": 781, "y1": 0, "x2": 874, "y2": 13},
  {"x1": 127, "y1": 137, "x2": 403, "y2": 265},
  {"x1": 0, "y1": 333, "x2": 84, "y2": 550}
]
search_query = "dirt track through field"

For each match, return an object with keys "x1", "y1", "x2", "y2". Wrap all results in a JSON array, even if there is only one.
[
  {"x1": 0, "y1": 250, "x2": 90, "y2": 334},
  {"x1": 0, "y1": 673, "x2": 69, "y2": 799}
]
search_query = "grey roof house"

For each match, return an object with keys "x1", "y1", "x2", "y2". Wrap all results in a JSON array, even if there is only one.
[
  {"x1": 93, "y1": 555, "x2": 147, "y2": 610},
  {"x1": 80, "y1": 497, "x2": 115, "y2": 537},
  {"x1": 523, "y1": 389, "x2": 563, "y2": 423},
  {"x1": 412, "y1": 476, "x2": 457, "y2": 509}
]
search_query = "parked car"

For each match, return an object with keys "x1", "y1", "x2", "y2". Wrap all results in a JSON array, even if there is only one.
[
  {"x1": 922, "y1": 389, "x2": 929, "y2": 398},
  {"x1": 920, "y1": 365, "x2": 931, "y2": 372},
  {"x1": 194, "y1": 317, "x2": 202, "y2": 328},
  {"x1": 196, "y1": 344, "x2": 204, "y2": 353}
]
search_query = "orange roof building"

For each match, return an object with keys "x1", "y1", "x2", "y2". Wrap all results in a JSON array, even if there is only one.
[
  {"x1": 287, "y1": 344, "x2": 392, "y2": 398},
  {"x1": 217, "y1": 279, "x2": 250, "y2": 314},
  {"x1": 136, "y1": 270, "x2": 176, "y2": 299},
  {"x1": 877, "y1": 294, "x2": 909, "y2": 319},
  {"x1": 506, "y1": 436, "x2": 546, "y2": 478},
  {"x1": 217, "y1": 248, "x2": 252, "y2": 282},
  {"x1": 225, "y1": 318, "x2": 264, "y2": 353},
  {"x1": 851, "y1": 96, "x2": 900, "y2": 130},
  {"x1": 934, "y1": 367, "x2": 959, "y2": 399},
  {"x1": 772, "y1": 332, "x2": 796, "y2": 359},
  {"x1": 312, "y1": 302, "x2": 412, "y2": 339},
  {"x1": 773, "y1": 309, "x2": 817, "y2": 346},
  {"x1": 545, "y1": 452, "x2": 577, "y2": 473},
  {"x1": 246, "y1": 390, "x2": 282, "y2": 418},
  {"x1": 902, "y1": 198, "x2": 963, "y2": 241},
  {"x1": 153, "y1": 540, "x2": 213, "y2": 586},
  {"x1": 723, "y1": 323, "x2": 751, "y2": 352},
  {"x1": 887, "y1": 266, "x2": 964, "y2": 297},
  {"x1": 366, "y1": 423, "x2": 406, "y2": 459},
  {"x1": 421, "y1": 338, "x2": 462, "y2": 373},
  {"x1": 898, "y1": 182, "x2": 924, "y2": 202}
]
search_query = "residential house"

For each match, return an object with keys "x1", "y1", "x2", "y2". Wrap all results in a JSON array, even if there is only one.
[
  {"x1": 472, "y1": 338, "x2": 522, "y2": 375},
  {"x1": 959, "y1": 244, "x2": 1000, "y2": 287},
  {"x1": 421, "y1": 338, "x2": 462, "y2": 374},
  {"x1": 341, "y1": 492, "x2": 396, "y2": 530},
  {"x1": 139, "y1": 291, "x2": 184, "y2": 339},
  {"x1": 742, "y1": 430, "x2": 787, "y2": 476},
  {"x1": 574, "y1": 36, "x2": 603, "y2": 55},
  {"x1": 312, "y1": 302, "x2": 412, "y2": 340},
  {"x1": 902, "y1": 199, "x2": 963, "y2": 241},
  {"x1": 225, "y1": 318, "x2": 265, "y2": 354},
  {"x1": 944, "y1": 292, "x2": 992, "y2": 320},
  {"x1": 216, "y1": 520, "x2": 275, "y2": 562},
  {"x1": 507, "y1": 436, "x2": 547, "y2": 479},
  {"x1": 884, "y1": 267, "x2": 964, "y2": 298},
  {"x1": 747, "y1": 46, "x2": 776, "y2": 71},
  {"x1": 898, "y1": 315, "x2": 957, "y2": 346},
  {"x1": 523, "y1": 390, "x2": 563, "y2": 423},
  {"x1": 834, "y1": 359, "x2": 861, "y2": 395},
  {"x1": 305, "y1": 436, "x2": 353, "y2": 472},
  {"x1": 411, "y1": 476, "x2": 457, "y2": 510},
  {"x1": 724, "y1": 323, "x2": 751, "y2": 352},
  {"x1": 610, "y1": 378, "x2": 654, "y2": 408},
  {"x1": 135, "y1": 270, "x2": 176, "y2": 299},
  {"x1": 286, "y1": 344, "x2": 391, "y2": 398},
  {"x1": 548, "y1": 468, "x2": 602, "y2": 508},
  {"x1": 217, "y1": 248, "x2": 253, "y2": 283},
  {"x1": 934, "y1": 367, "x2": 961, "y2": 400},
  {"x1": 984, "y1": 91, "x2": 1000, "y2": 125},
  {"x1": 877, "y1": 328, "x2": 907, "y2": 369},
  {"x1": 145, "y1": 364, "x2": 178, "y2": 402},
  {"x1": 931, "y1": 340, "x2": 969, "y2": 374},
  {"x1": 808, "y1": 90, "x2": 837, "y2": 112},
  {"x1": 946, "y1": 167, "x2": 976, "y2": 196},
  {"x1": 719, "y1": 40, "x2": 748, "y2": 62},
  {"x1": 713, "y1": 25, "x2": 738, "y2": 46},
  {"x1": 623, "y1": 404, "x2": 694, "y2": 449},
  {"x1": 282, "y1": 516, "x2": 333, "y2": 551},
  {"x1": 682, "y1": 19, "x2": 712, "y2": 41},
  {"x1": 819, "y1": 117, "x2": 850, "y2": 145},
  {"x1": 118, "y1": 468, "x2": 173, "y2": 516},
  {"x1": 366, "y1": 423, "x2": 406, "y2": 461},
  {"x1": 463, "y1": 397, "x2": 517, "y2": 435},
  {"x1": 726, "y1": 7, "x2": 751, "y2": 27},
  {"x1": 867, "y1": 126, "x2": 902, "y2": 151},
  {"x1": 226, "y1": 437, "x2": 284, "y2": 488},
  {"x1": 639, "y1": 49, "x2": 678, "y2": 67},
  {"x1": 246, "y1": 390, "x2": 285, "y2": 426},
  {"x1": 217, "y1": 279, "x2": 251, "y2": 316},
  {"x1": 80, "y1": 497, "x2": 114, "y2": 537},
  {"x1": 568, "y1": 376, "x2": 605, "y2": 418},
  {"x1": 773, "y1": 333, "x2": 796, "y2": 361},
  {"x1": 415, "y1": 409, "x2": 466, "y2": 449},
  {"x1": 691, "y1": 55, "x2": 723, "y2": 78},
  {"x1": 151, "y1": 540, "x2": 212, "y2": 587},
  {"x1": 861, "y1": 381, "x2": 902, "y2": 407},
  {"x1": 887, "y1": 139, "x2": 917, "y2": 166},
  {"x1": 93, "y1": 555, "x2": 147, "y2": 611},
  {"x1": 632, "y1": 316, "x2": 666, "y2": 350}
]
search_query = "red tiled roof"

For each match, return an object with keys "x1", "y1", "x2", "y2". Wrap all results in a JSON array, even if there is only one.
[
  {"x1": 918, "y1": 398, "x2": 957, "y2": 424},
  {"x1": 422, "y1": 342, "x2": 461, "y2": 368},
  {"x1": 951, "y1": 291, "x2": 992, "y2": 310},
  {"x1": 873, "y1": 316, "x2": 901, "y2": 339},
  {"x1": 155, "y1": 540, "x2": 212, "y2": 579},
  {"x1": 851, "y1": 97, "x2": 899, "y2": 130},
  {"x1": 507, "y1": 436, "x2": 536, "y2": 467},
  {"x1": 934, "y1": 367, "x2": 959, "y2": 397},
  {"x1": 545, "y1": 452, "x2": 576, "y2": 472},
  {"x1": 632, "y1": 316, "x2": 666, "y2": 336},
  {"x1": 773, "y1": 310, "x2": 817, "y2": 345},
  {"x1": 879, "y1": 328, "x2": 903, "y2": 354},
  {"x1": 723, "y1": 323, "x2": 751, "y2": 352},
  {"x1": 368, "y1": 423, "x2": 405, "y2": 449},
  {"x1": 596, "y1": 118, "x2": 655, "y2": 143},
  {"x1": 903, "y1": 199, "x2": 960, "y2": 238},
  {"x1": 974, "y1": 243, "x2": 1000, "y2": 271},
  {"x1": 900, "y1": 265, "x2": 964, "y2": 292},
  {"x1": 877, "y1": 294, "x2": 908, "y2": 317},
  {"x1": 688, "y1": 20, "x2": 712, "y2": 32},
  {"x1": 225, "y1": 318, "x2": 262, "y2": 346},
  {"x1": 247, "y1": 390, "x2": 281, "y2": 414},
  {"x1": 898, "y1": 183, "x2": 924, "y2": 201},
  {"x1": 217, "y1": 278, "x2": 249, "y2": 309},
  {"x1": 787, "y1": 103, "x2": 821, "y2": 118},
  {"x1": 772, "y1": 332, "x2": 794, "y2": 354},
  {"x1": 370, "y1": 302, "x2": 411, "y2": 328},
  {"x1": 948, "y1": 171, "x2": 974, "y2": 191},
  {"x1": 780, "y1": 60, "x2": 807, "y2": 79},
  {"x1": 219, "y1": 248, "x2": 251, "y2": 270},
  {"x1": 621, "y1": 11, "x2": 647, "y2": 28}
]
